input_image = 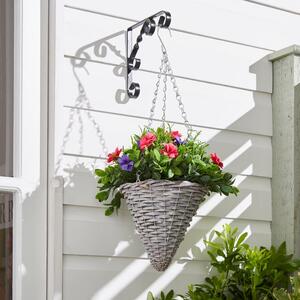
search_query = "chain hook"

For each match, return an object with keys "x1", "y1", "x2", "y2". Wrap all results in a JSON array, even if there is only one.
[{"x1": 157, "y1": 27, "x2": 168, "y2": 55}]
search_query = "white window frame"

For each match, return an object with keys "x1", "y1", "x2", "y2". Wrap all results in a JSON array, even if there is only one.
[
  {"x1": 0, "y1": 0, "x2": 48, "y2": 299},
  {"x1": 47, "y1": 1, "x2": 64, "y2": 299}
]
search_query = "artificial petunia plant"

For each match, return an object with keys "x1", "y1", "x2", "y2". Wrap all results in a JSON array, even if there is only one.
[{"x1": 95, "y1": 126, "x2": 239, "y2": 216}]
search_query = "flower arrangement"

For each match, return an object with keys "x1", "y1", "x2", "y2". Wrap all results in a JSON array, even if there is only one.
[{"x1": 95, "y1": 126, "x2": 239, "y2": 216}]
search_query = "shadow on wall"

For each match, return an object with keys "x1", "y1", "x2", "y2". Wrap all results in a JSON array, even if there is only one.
[
  {"x1": 68, "y1": 30, "x2": 129, "y2": 104},
  {"x1": 58, "y1": 29, "x2": 272, "y2": 300}
]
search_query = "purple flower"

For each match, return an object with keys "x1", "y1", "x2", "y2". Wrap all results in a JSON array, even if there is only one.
[
  {"x1": 175, "y1": 136, "x2": 185, "y2": 145},
  {"x1": 137, "y1": 140, "x2": 140, "y2": 148},
  {"x1": 118, "y1": 155, "x2": 134, "y2": 172}
]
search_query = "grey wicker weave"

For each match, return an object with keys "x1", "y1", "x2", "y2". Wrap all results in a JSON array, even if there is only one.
[{"x1": 119, "y1": 179, "x2": 209, "y2": 271}]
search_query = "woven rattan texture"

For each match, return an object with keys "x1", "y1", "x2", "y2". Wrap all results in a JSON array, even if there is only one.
[{"x1": 120, "y1": 179, "x2": 209, "y2": 271}]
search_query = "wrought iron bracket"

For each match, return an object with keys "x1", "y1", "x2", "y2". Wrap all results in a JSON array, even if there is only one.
[{"x1": 126, "y1": 11, "x2": 171, "y2": 99}]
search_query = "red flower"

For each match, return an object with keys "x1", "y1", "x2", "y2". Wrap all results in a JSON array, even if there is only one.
[
  {"x1": 107, "y1": 147, "x2": 122, "y2": 163},
  {"x1": 171, "y1": 131, "x2": 182, "y2": 139},
  {"x1": 161, "y1": 143, "x2": 179, "y2": 159},
  {"x1": 139, "y1": 132, "x2": 157, "y2": 150},
  {"x1": 210, "y1": 153, "x2": 223, "y2": 168}
]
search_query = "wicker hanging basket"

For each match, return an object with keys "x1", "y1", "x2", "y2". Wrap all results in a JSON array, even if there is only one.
[
  {"x1": 118, "y1": 34, "x2": 209, "y2": 271},
  {"x1": 119, "y1": 179, "x2": 209, "y2": 271}
]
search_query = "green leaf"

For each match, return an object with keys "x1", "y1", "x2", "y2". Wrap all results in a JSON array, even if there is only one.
[
  {"x1": 166, "y1": 290, "x2": 174, "y2": 300},
  {"x1": 152, "y1": 172, "x2": 161, "y2": 180},
  {"x1": 161, "y1": 157, "x2": 170, "y2": 164},
  {"x1": 95, "y1": 169, "x2": 106, "y2": 177},
  {"x1": 173, "y1": 167, "x2": 182, "y2": 176},
  {"x1": 188, "y1": 164, "x2": 193, "y2": 175},
  {"x1": 224, "y1": 173, "x2": 233, "y2": 181},
  {"x1": 277, "y1": 241, "x2": 287, "y2": 255},
  {"x1": 236, "y1": 232, "x2": 248, "y2": 247},
  {"x1": 272, "y1": 288, "x2": 290, "y2": 300},
  {"x1": 168, "y1": 169, "x2": 174, "y2": 178},
  {"x1": 205, "y1": 241, "x2": 223, "y2": 250},
  {"x1": 96, "y1": 190, "x2": 109, "y2": 202},
  {"x1": 200, "y1": 175, "x2": 210, "y2": 183},
  {"x1": 111, "y1": 193, "x2": 122, "y2": 209},
  {"x1": 220, "y1": 185, "x2": 231, "y2": 195},
  {"x1": 134, "y1": 160, "x2": 141, "y2": 168},
  {"x1": 173, "y1": 156, "x2": 183, "y2": 166},
  {"x1": 147, "y1": 292, "x2": 155, "y2": 300},
  {"x1": 153, "y1": 149, "x2": 161, "y2": 161},
  {"x1": 104, "y1": 206, "x2": 114, "y2": 216}
]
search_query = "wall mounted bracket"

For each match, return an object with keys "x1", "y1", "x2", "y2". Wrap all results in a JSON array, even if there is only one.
[{"x1": 126, "y1": 11, "x2": 171, "y2": 99}]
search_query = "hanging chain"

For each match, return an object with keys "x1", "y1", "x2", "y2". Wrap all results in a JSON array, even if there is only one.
[
  {"x1": 165, "y1": 58, "x2": 193, "y2": 138},
  {"x1": 161, "y1": 53, "x2": 168, "y2": 128},
  {"x1": 147, "y1": 54, "x2": 165, "y2": 129},
  {"x1": 147, "y1": 28, "x2": 193, "y2": 138}
]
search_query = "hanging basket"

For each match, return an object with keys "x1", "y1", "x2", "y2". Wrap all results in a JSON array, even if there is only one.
[
  {"x1": 119, "y1": 179, "x2": 209, "y2": 271},
  {"x1": 95, "y1": 32, "x2": 239, "y2": 273}
]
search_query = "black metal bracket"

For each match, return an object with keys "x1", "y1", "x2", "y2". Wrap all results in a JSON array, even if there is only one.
[{"x1": 126, "y1": 11, "x2": 171, "y2": 99}]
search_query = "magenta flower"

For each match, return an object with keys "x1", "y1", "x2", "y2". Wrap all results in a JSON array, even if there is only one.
[
  {"x1": 118, "y1": 155, "x2": 134, "y2": 172},
  {"x1": 160, "y1": 143, "x2": 179, "y2": 159},
  {"x1": 139, "y1": 132, "x2": 156, "y2": 150},
  {"x1": 171, "y1": 131, "x2": 182, "y2": 139},
  {"x1": 210, "y1": 153, "x2": 223, "y2": 168}
]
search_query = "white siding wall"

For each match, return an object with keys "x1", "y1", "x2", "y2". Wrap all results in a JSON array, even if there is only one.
[{"x1": 53, "y1": 1, "x2": 300, "y2": 299}]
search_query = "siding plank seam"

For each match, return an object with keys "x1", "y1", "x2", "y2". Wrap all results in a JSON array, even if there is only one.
[
  {"x1": 64, "y1": 55, "x2": 272, "y2": 94},
  {"x1": 243, "y1": 0, "x2": 300, "y2": 15},
  {"x1": 62, "y1": 105, "x2": 273, "y2": 138},
  {"x1": 64, "y1": 4, "x2": 274, "y2": 52}
]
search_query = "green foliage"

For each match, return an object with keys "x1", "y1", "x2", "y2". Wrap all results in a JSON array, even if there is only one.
[
  {"x1": 273, "y1": 274, "x2": 300, "y2": 300},
  {"x1": 147, "y1": 290, "x2": 176, "y2": 300},
  {"x1": 95, "y1": 126, "x2": 239, "y2": 215},
  {"x1": 186, "y1": 225, "x2": 300, "y2": 300},
  {"x1": 150, "y1": 225, "x2": 300, "y2": 300}
]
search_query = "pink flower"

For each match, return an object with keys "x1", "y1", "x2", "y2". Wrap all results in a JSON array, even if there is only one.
[
  {"x1": 161, "y1": 143, "x2": 179, "y2": 159},
  {"x1": 171, "y1": 131, "x2": 182, "y2": 139},
  {"x1": 210, "y1": 153, "x2": 223, "y2": 168},
  {"x1": 107, "y1": 147, "x2": 122, "y2": 163},
  {"x1": 139, "y1": 132, "x2": 157, "y2": 150}
]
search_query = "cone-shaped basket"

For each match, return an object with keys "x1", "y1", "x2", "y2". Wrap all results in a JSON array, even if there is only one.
[{"x1": 120, "y1": 179, "x2": 209, "y2": 271}]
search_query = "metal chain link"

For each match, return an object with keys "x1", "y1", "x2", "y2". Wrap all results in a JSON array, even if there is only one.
[
  {"x1": 161, "y1": 54, "x2": 168, "y2": 128},
  {"x1": 165, "y1": 57, "x2": 193, "y2": 137},
  {"x1": 147, "y1": 54, "x2": 166, "y2": 128},
  {"x1": 148, "y1": 36, "x2": 192, "y2": 138}
]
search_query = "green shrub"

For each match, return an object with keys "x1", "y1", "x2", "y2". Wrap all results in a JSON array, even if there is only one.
[
  {"x1": 147, "y1": 290, "x2": 176, "y2": 300},
  {"x1": 149, "y1": 225, "x2": 300, "y2": 300},
  {"x1": 273, "y1": 274, "x2": 300, "y2": 300}
]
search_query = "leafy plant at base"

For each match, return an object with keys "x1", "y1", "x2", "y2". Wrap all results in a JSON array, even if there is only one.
[
  {"x1": 147, "y1": 290, "x2": 177, "y2": 300},
  {"x1": 149, "y1": 225, "x2": 300, "y2": 300},
  {"x1": 273, "y1": 274, "x2": 300, "y2": 300},
  {"x1": 95, "y1": 126, "x2": 239, "y2": 216}
]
